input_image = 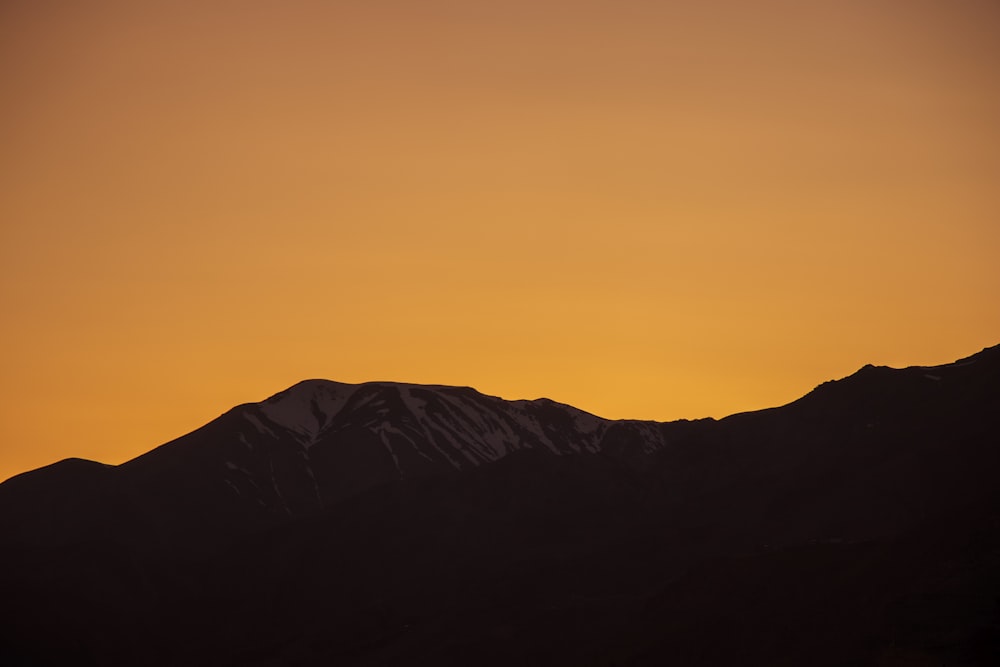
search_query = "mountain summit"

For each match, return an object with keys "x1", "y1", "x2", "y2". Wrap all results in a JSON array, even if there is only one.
[{"x1": 2, "y1": 345, "x2": 999, "y2": 666}]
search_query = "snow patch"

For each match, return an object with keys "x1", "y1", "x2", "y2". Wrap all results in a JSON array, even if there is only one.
[
  {"x1": 268, "y1": 459, "x2": 292, "y2": 516},
  {"x1": 225, "y1": 461, "x2": 254, "y2": 476},
  {"x1": 399, "y1": 387, "x2": 463, "y2": 468},
  {"x1": 258, "y1": 380, "x2": 354, "y2": 445},
  {"x1": 378, "y1": 422, "x2": 404, "y2": 477},
  {"x1": 237, "y1": 433, "x2": 254, "y2": 451},
  {"x1": 380, "y1": 422, "x2": 433, "y2": 462},
  {"x1": 571, "y1": 408, "x2": 605, "y2": 437},
  {"x1": 244, "y1": 413, "x2": 276, "y2": 438}
]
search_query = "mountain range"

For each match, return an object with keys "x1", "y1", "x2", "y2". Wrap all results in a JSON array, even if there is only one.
[{"x1": 2, "y1": 345, "x2": 999, "y2": 665}]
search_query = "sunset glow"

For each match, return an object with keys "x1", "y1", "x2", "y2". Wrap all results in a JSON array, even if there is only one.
[{"x1": 2, "y1": 0, "x2": 998, "y2": 481}]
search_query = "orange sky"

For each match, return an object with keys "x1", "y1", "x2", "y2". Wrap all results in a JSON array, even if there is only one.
[{"x1": 1, "y1": 0, "x2": 998, "y2": 482}]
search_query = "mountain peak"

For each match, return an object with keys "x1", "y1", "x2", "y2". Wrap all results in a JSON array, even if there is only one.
[
  {"x1": 258, "y1": 379, "x2": 354, "y2": 438},
  {"x1": 2, "y1": 345, "x2": 999, "y2": 666}
]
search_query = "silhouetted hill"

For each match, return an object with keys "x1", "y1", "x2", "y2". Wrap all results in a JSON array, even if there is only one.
[{"x1": 1, "y1": 345, "x2": 998, "y2": 666}]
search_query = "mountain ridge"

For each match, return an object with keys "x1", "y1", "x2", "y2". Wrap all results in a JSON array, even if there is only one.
[
  {"x1": 8, "y1": 343, "x2": 998, "y2": 488},
  {"x1": 1, "y1": 344, "x2": 998, "y2": 666}
]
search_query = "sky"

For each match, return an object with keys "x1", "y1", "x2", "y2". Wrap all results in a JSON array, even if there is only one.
[{"x1": 1, "y1": 0, "x2": 998, "y2": 482}]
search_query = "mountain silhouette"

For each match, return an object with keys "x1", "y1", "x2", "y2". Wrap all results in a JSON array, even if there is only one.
[{"x1": 1, "y1": 345, "x2": 998, "y2": 666}]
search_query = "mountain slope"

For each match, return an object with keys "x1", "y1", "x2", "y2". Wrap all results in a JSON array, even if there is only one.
[
  {"x1": 1, "y1": 345, "x2": 998, "y2": 666},
  {"x1": 0, "y1": 380, "x2": 666, "y2": 552}
]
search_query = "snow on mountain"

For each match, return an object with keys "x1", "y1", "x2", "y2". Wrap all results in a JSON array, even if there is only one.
[
  {"x1": 3, "y1": 347, "x2": 999, "y2": 667},
  {"x1": 249, "y1": 380, "x2": 619, "y2": 468},
  {"x1": 177, "y1": 379, "x2": 662, "y2": 518},
  {"x1": 257, "y1": 379, "x2": 354, "y2": 445}
]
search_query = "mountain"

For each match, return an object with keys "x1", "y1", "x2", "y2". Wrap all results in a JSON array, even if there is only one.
[
  {"x1": 1, "y1": 345, "x2": 999, "y2": 666},
  {"x1": 0, "y1": 380, "x2": 663, "y2": 552}
]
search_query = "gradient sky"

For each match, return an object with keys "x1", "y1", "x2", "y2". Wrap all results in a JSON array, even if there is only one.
[{"x1": 2, "y1": 0, "x2": 998, "y2": 482}]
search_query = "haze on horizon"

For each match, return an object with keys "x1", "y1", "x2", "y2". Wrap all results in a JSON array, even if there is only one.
[{"x1": 1, "y1": 0, "x2": 998, "y2": 482}]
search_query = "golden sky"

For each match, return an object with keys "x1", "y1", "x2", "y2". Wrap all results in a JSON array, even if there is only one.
[{"x1": 1, "y1": 0, "x2": 998, "y2": 481}]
